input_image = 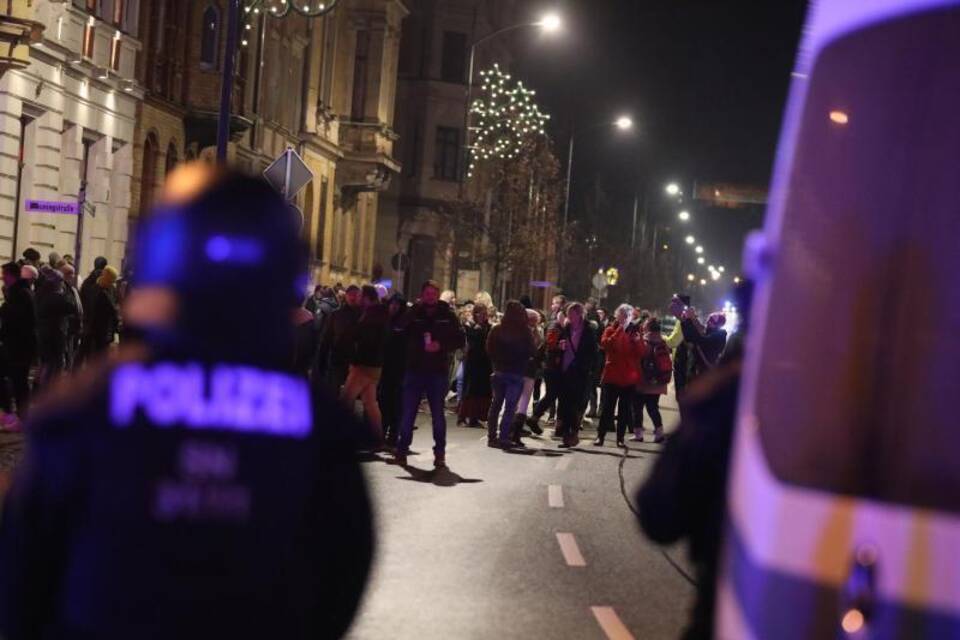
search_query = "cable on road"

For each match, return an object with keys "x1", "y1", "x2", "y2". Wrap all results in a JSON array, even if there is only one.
[{"x1": 617, "y1": 445, "x2": 698, "y2": 588}]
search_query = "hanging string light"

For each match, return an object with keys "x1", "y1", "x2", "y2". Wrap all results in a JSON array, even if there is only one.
[
  {"x1": 467, "y1": 63, "x2": 551, "y2": 177},
  {"x1": 241, "y1": 0, "x2": 340, "y2": 46}
]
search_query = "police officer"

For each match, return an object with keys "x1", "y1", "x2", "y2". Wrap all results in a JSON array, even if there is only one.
[{"x1": 0, "y1": 166, "x2": 374, "y2": 639}]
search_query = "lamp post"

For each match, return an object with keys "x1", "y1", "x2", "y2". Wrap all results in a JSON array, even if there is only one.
[
  {"x1": 556, "y1": 115, "x2": 634, "y2": 287},
  {"x1": 216, "y1": 0, "x2": 342, "y2": 162}
]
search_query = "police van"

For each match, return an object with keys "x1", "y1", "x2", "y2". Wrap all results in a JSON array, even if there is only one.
[{"x1": 718, "y1": 0, "x2": 960, "y2": 637}]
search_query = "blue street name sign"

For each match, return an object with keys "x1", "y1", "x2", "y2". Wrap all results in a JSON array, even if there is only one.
[{"x1": 25, "y1": 199, "x2": 80, "y2": 215}]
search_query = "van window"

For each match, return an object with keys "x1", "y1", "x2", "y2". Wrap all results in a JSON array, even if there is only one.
[{"x1": 755, "y1": 7, "x2": 960, "y2": 514}]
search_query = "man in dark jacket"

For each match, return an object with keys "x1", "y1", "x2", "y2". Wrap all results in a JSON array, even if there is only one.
[
  {"x1": 637, "y1": 282, "x2": 751, "y2": 640},
  {"x1": 317, "y1": 284, "x2": 361, "y2": 393},
  {"x1": 77, "y1": 256, "x2": 107, "y2": 364},
  {"x1": 554, "y1": 302, "x2": 598, "y2": 447},
  {"x1": 34, "y1": 267, "x2": 78, "y2": 387},
  {"x1": 0, "y1": 262, "x2": 36, "y2": 416},
  {"x1": 681, "y1": 310, "x2": 728, "y2": 382},
  {"x1": 60, "y1": 264, "x2": 83, "y2": 370},
  {"x1": 378, "y1": 293, "x2": 407, "y2": 447},
  {"x1": 340, "y1": 285, "x2": 389, "y2": 447},
  {"x1": 0, "y1": 167, "x2": 373, "y2": 640},
  {"x1": 393, "y1": 280, "x2": 465, "y2": 468}
]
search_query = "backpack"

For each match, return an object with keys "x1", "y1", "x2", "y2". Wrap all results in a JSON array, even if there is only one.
[{"x1": 642, "y1": 340, "x2": 673, "y2": 385}]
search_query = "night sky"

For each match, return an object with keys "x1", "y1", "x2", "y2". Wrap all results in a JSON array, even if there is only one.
[{"x1": 511, "y1": 0, "x2": 809, "y2": 275}]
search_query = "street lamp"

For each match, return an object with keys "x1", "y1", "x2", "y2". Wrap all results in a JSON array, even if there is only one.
[
  {"x1": 718, "y1": 265, "x2": 725, "y2": 273},
  {"x1": 666, "y1": 183, "x2": 681, "y2": 196},
  {"x1": 557, "y1": 113, "x2": 636, "y2": 285},
  {"x1": 678, "y1": 210, "x2": 690, "y2": 222},
  {"x1": 685, "y1": 235, "x2": 695, "y2": 244},
  {"x1": 695, "y1": 245, "x2": 704, "y2": 254},
  {"x1": 687, "y1": 274, "x2": 695, "y2": 282},
  {"x1": 697, "y1": 257, "x2": 705, "y2": 265}
]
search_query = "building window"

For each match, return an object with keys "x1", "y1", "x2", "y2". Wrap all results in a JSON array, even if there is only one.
[
  {"x1": 350, "y1": 30, "x2": 370, "y2": 121},
  {"x1": 140, "y1": 133, "x2": 159, "y2": 212},
  {"x1": 113, "y1": 0, "x2": 125, "y2": 25},
  {"x1": 83, "y1": 18, "x2": 96, "y2": 58},
  {"x1": 316, "y1": 177, "x2": 328, "y2": 261},
  {"x1": 441, "y1": 31, "x2": 467, "y2": 84},
  {"x1": 165, "y1": 142, "x2": 178, "y2": 175},
  {"x1": 111, "y1": 32, "x2": 121, "y2": 70},
  {"x1": 200, "y1": 4, "x2": 220, "y2": 68},
  {"x1": 433, "y1": 126, "x2": 460, "y2": 181}
]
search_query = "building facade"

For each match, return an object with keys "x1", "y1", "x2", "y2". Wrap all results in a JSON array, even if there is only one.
[
  {"x1": 0, "y1": 0, "x2": 142, "y2": 276},
  {"x1": 130, "y1": 0, "x2": 406, "y2": 290}
]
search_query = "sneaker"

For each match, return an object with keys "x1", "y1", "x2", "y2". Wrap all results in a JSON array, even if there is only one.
[
  {"x1": 630, "y1": 429, "x2": 644, "y2": 443},
  {"x1": 582, "y1": 417, "x2": 594, "y2": 426},
  {"x1": 653, "y1": 427, "x2": 665, "y2": 444},
  {"x1": 592, "y1": 437, "x2": 604, "y2": 447}
]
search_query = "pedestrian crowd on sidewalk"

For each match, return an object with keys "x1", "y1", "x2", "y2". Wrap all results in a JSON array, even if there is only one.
[
  {"x1": 298, "y1": 277, "x2": 732, "y2": 470},
  {"x1": 0, "y1": 248, "x2": 126, "y2": 430}
]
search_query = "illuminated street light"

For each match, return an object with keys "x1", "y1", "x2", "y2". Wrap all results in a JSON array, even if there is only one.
[
  {"x1": 685, "y1": 235, "x2": 695, "y2": 245},
  {"x1": 700, "y1": 278, "x2": 707, "y2": 286},
  {"x1": 718, "y1": 266, "x2": 725, "y2": 273},
  {"x1": 695, "y1": 246, "x2": 704, "y2": 254},
  {"x1": 711, "y1": 271, "x2": 721, "y2": 281},
  {"x1": 666, "y1": 183, "x2": 681, "y2": 196},
  {"x1": 697, "y1": 257, "x2": 705, "y2": 265},
  {"x1": 538, "y1": 13, "x2": 563, "y2": 32},
  {"x1": 678, "y1": 210, "x2": 690, "y2": 222},
  {"x1": 615, "y1": 116, "x2": 634, "y2": 130},
  {"x1": 687, "y1": 274, "x2": 695, "y2": 282},
  {"x1": 734, "y1": 276, "x2": 741, "y2": 284},
  {"x1": 708, "y1": 264, "x2": 715, "y2": 271},
  {"x1": 829, "y1": 110, "x2": 849, "y2": 125},
  {"x1": 662, "y1": 244, "x2": 669, "y2": 250}
]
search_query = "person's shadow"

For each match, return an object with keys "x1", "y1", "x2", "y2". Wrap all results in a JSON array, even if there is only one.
[
  {"x1": 397, "y1": 464, "x2": 484, "y2": 487},
  {"x1": 501, "y1": 447, "x2": 565, "y2": 458},
  {"x1": 571, "y1": 446, "x2": 643, "y2": 459}
]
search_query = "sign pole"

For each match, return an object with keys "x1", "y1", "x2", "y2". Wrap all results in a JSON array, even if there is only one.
[
  {"x1": 75, "y1": 184, "x2": 86, "y2": 271},
  {"x1": 216, "y1": 0, "x2": 241, "y2": 163}
]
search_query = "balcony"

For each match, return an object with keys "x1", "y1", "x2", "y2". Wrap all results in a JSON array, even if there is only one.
[
  {"x1": 0, "y1": 1, "x2": 43, "y2": 78},
  {"x1": 335, "y1": 120, "x2": 401, "y2": 201}
]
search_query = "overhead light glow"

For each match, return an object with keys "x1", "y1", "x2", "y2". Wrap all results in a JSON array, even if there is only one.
[
  {"x1": 539, "y1": 13, "x2": 562, "y2": 32},
  {"x1": 697, "y1": 257, "x2": 705, "y2": 265},
  {"x1": 829, "y1": 110, "x2": 849, "y2": 125},
  {"x1": 700, "y1": 279, "x2": 707, "y2": 286},
  {"x1": 615, "y1": 116, "x2": 633, "y2": 131},
  {"x1": 685, "y1": 235, "x2": 695, "y2": 245},
  {"x1": 718, "y1": 266, "x2": 725, "y2": 273},
  {"x1": 695, "y1": 246, "x2": 704, "y2": 254},
  {"x1": 666, "y1": 183, "x2": 680, "y2": 196},
  {"x1": 678, "y1": 210, "x2": 690, "y2": 221},
  {"x1": 687, "y1": 274, "x2": 695, "y2": 282}
]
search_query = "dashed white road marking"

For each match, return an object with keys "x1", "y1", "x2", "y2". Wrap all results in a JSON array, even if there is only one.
[
  {"x1": 590, "y1": 606, "x2": 636, "y2": 640},
  {"x1": 556, "y1": 532, "x2": 586, "y2": 567},
  {"x1": 548, "y1": 484, "x2": 564, "y2": 508},
  {"x1": 555, "y1": 457, "x2": 572, "y2": 471}
]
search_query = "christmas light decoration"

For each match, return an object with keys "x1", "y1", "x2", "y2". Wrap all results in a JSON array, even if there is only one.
[
  {"x1": 240, "y1": 0, "x2": 339, "y2": 47},
  {"x1": 468, "y1": 64, "x2": 551, "y2": 177}
]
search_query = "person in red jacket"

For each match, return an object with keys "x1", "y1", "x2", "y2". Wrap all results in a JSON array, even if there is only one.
[{"x1": 594, "y1": 304, "x2": 645, "y2": 447}]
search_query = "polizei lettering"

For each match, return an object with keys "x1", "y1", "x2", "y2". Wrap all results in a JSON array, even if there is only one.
[{"x1": 110, "y1": 363, "x2": 312, "y2": 438}]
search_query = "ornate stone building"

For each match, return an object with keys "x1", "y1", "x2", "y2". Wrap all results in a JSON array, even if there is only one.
[
  {"x1": 0, "y1": 0, "x2": 142, "y2": 274},
  {"x1": 131, "y1": 0, "x2": 407, "y2": 288}
]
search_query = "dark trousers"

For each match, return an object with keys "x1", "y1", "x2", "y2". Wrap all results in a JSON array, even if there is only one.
[
  {"x1": 378, "y1": 375, "x2": 403, "y2": 445},
  {"x1": 532, "y1": 370, "x2": 561, "y2": 420},
  {"x1": 0, "y1": 361, "x2": 30, "y2": 416},
  {"x1": 634, "y1": 393, "x2": 663, "y2": 429},
  {"x1": 597, "y1": 383, "x2": 634, "y2": 442},
  {"x1": 397, "y1": 371, "x2": 448, "y2": 456},
  {"x1": 533, "y1": 377, "x2": 542, "y2": 403},
  {"x1": 556, "y1": 371, "x2": 588, "y2": 437}
]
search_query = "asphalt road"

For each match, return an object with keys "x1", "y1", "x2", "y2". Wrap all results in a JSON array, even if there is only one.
[{"x1": 347, "y1": 397, "x2": 696, "y2": 640}]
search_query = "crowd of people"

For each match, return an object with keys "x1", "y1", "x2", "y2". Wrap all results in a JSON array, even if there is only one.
[
  {"x1": 0, "y1": 248, "x2": 125, "y2": 427},
  {"x1": 300, "y1": 278, "x2": 732, "y2": 468}
]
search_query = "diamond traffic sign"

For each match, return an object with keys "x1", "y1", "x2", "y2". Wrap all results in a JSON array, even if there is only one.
[{"x1": 263, "y1": 148, "x2": 313, "y2": 201}]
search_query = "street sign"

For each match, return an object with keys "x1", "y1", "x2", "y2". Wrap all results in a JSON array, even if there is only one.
[
  {"x1": 25, "y1": 199, "x2": 80, "y2": 215},
  {"x1": 263, "y1": 148, "x2": 313, "y2": 201},
  {"x1": 391, "y1": 252, "x2": 410, "y2": 272}
]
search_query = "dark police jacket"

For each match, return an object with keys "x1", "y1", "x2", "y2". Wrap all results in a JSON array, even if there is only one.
[{"x1": 0, "y1": 350, "x2": 374, "y2": 640}]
